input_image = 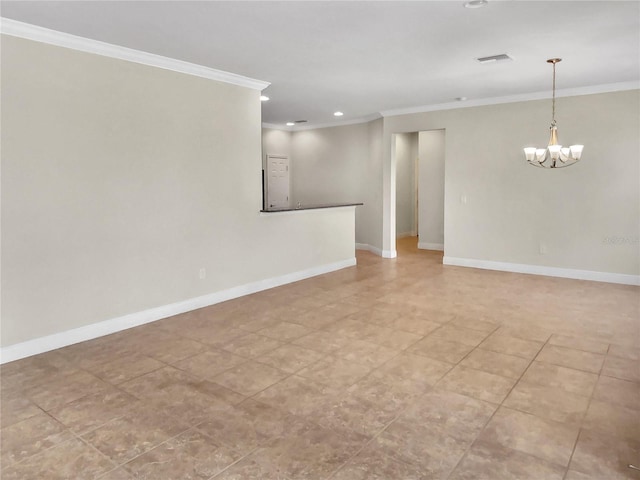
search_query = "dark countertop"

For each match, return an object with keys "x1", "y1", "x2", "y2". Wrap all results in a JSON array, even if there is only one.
[{"x1": 261, "y1": 202, "x2": 363, "y2": 213}]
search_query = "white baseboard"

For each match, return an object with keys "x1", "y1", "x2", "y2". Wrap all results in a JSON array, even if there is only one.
[
  {"x1": 0, "y1": 257, "x2": 357, "y2": 364},
  {"x1": 396, "y1": 231, "x2": 417, "y2": 239},
  {"x1": 418, "y1": 242, "x2": 444, "y2": 251},
  {"x1": 443, "y1": 256, "x2": 640, "y2": 286},
  {"x1": 355, "y1": 243, "x2": 397, "y2": 259},
  {"x1": 356, "y1": 243, "x2": 381, "y2": 256}
]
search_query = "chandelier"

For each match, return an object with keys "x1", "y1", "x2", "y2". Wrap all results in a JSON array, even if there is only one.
[{"x1": 524, "y1": 58, "x2": 583, "y2": 168}]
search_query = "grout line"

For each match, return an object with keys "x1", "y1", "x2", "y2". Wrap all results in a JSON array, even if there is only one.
[
  {"x1": 444, "y1": 330, "x2": 548, "y2": 479},
  {"x1": 561, "y1": 340, "x2": 613, "y2": 479}
]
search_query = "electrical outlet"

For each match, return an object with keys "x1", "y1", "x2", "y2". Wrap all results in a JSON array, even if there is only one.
[{"x1": 199, "y1": 268, "x2": 206, "y2": 279}]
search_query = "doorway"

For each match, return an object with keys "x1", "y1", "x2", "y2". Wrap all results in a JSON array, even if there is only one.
[
  {"x1": 264, "y1": 154, "x2": 290, "y2": 209},
  {"x1": 393, "y1": 129, "x2": 445, "y2": 255}
]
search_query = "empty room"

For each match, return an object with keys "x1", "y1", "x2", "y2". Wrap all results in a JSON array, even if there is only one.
[{"x1": 1, "y1": 1, "x2": 639, "y2": 479}]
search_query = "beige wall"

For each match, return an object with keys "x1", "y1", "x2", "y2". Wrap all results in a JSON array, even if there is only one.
[
  {"x1": 384, "y1": 90, "x2": 640, "y2": 275},
  {"x1": 1, "y1": 35, "x2": 356, "y2": 347},
  {"x1": 262, "y1": 128, "x2": 292, "y2": 166},
  {"x1": 263, "y1": 121, "x2": 383, "y2": 248},
  {"x1": 394, "y1": 132, "x2": 417, "y2": 237},
  {"x1": 269, "y1": 90, "x2": 639, "y2": 276},
  {"x1": 418, "y1": 130, "x2": 445, "y2": 248}
]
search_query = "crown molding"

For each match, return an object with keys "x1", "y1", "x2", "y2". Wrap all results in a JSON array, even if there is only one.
[
  {"x1": 380, "y1": 81, "x2": 639, "y2": 117},
  {"x1": 0, "y1": 17, "x2": 270, "y2": 91}
]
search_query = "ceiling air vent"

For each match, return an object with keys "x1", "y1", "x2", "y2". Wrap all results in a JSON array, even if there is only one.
[
  {"x1": 476, "y1": 54, "x2": 513, "y2": 64},
  {"x1": 294, "y1": 120, "x2": 307, "y2": 124}
]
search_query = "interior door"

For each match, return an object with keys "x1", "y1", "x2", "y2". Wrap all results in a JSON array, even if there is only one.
[{"x1": 266, "y1": 154, "x2": 290, "y2": 208}]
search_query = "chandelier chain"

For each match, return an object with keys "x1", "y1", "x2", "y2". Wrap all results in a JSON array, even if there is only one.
[{"x1": 551, "y1": 61, "x2": 556, "y2": 125}]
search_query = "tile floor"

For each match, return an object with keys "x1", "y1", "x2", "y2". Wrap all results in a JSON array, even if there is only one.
[{"x1": 1, "y1": 237, "x2": 639, "y2": 479}]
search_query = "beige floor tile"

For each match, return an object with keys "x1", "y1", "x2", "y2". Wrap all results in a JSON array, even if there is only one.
[
  {"x1": 582, "y1": 398, "x2": 640, "y2": 441},
  {"x1": 291, "y1": 330, "x2": 353, "y2": 353},
  {"x1": 449, "y1": 439, "x2": 565, "y2": 480},
  {"x1": 215, "y1": 423, "x2": 366, "y2": 480},
  {"x1": 496, "y1": 326, "x2": 553, "y2": 343},
  {"x1": 234, "y1": 315, "x2": 281, "y2": 333},
  {"x1": 377, "y1": 352, "x2": 453, "y2": 389},
  {"x1": 347, "y1": 370, "x2": 429, "y2": 410},
  {"x1": 256, "y1": 321, "x2": 314, "y2": 341},
  {"x1": 478, "y1": 407, "x2": 580, "y2": 467},
  {"x1": 220, "y1": 333, "x2": 283, "y2": 358},
  {"x1": 450, "y1": 316, "x2": 500, "y2": 334},
  {"x1": 297, "y1": 355, "x2": 373, "y2": 388},
  {"x1": 173, "y1": 349, "x2": 247, "y2": 381},
  {"x1": 438, "y1": 365, "x2": 516, "y2": 404},
  {"x1": 602, "y1": 355, "x2": 640, "y2": 383},
  {"x1": 429, "y1": 324, "x2": 491, "y2": 347},
  {"x1": 348, "y1": 307, "x2": 401, "y2": 325},
  {"x1": 119, "y1": 367, "x2": 241, "y2": 425},
  {"x1": 84, "y1": 353, "x2": 164, "y2": 385},
  {"x1": 408, "y1": 335, "x2": 475, "y2": 363},
  {"x1": 123, "y1": 429, "x2": 240, "y2": 479},
  {"x1": 548, "y1": 334, "x2": 609, "y2": 354},
  {"x1": 0, "y1": 412, "x2": 72, "y2": 467},
  {"x1": 386, "y1": 315, "x2": 442, "y2": 336},
  {"x1": 196, "y1": 399, "x2": 297, "y2": 454},
  {"x1": 144, "y1": 336, "x2": 209, "y2": 364},
  {"x1": 97, "y1": 468, "x2": 134, "y2": 479},
  {"x1": 291, "y1": 310, "x2": 339, "y2": 329},
  {"x1": 324, "y1": 318, "x2": 381, "y2": 339},
  {"x1": 310, "y1": 392, "x2": 399, "y2": 437},
  {"x1": 256, "y1": 343, "x2": 326, "y2": 373},
  {"x1": 520, "y1": 361, "x2": 598, "y2": 397},
  {"x1": 185, "y1": 326, "x2": 247, "y2": 348},
  {"x1": 564, "y1": 470, "x2": 598, "y2": 480},
  {"x1": 253, "y1": 375, "x2": 340, "y2": 416},
  {"x1": 0, "y1": 438, "x2": 115, "y2": 480},
  {"x1": 48, "y1": 389, "x2": 139, "y2": 435},
  {"x1": 608, "y1": 344, "x2": 640, "y2": 361},
  {"x1": 460, "y1": 348, "x2": 530, "y2": 379},
  {"x1": 503, "y1": 381, "x2": 590, "y2": 425},
  {"x1": 26, "y1": 370, "x2": 113, "y2": 411},
  {"x1": 592, "y1": 375, "x2": 640, "y2": 411},
  {"x1": 332, "y1": 447, "x2": 426, "y2": 480},
  {"x1": 82, "y1": 407, "x2": 190, "y2": 463},
  {"x1": 365, "y1": 327, "x2": 423, "y2": 350},
  {"x1": 0, "y1": 394, "x2": 42, "y2": 429},
  {"x1": 333, "y1": 339, "x2": 398, "y2": 368},
  {"x1": 536, "y1": 344, "x2": 605, "y2": 374},
  {"x1": 212, "y1": 361, "x2": 288, "y2": 396},
  {"x1": 372, "y1": 421, "x2": 468, "y2": 478},
  {"x1": 479, "y1": 332, "x2": 544, "y2": 359},
  {"x1": 570, "y1": 428, "x2": 640, "y2": 480},
  {"x1": 398, "y1": 388, "x2": 496, "y2": 442}
]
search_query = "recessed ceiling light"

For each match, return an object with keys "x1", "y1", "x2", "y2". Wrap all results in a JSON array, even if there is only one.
[
  {"x1": 334, "y1": 111, "x2": 344, "y2": 117},
  {"x1": 286, "y1": 122, "x2": 295, "y2": 126},
  {"x1": 457, "y1": 97, "x2": 468, "y2": 101},
  {"x1": 464, "y1": 0, "x2": 488, "y2": 8},
  {"x1": 260, "y1": 95, "x2": 270, "y2": 101}
]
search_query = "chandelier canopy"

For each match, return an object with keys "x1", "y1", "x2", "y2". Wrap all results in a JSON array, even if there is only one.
[{"x1": 524, "y1": 58, "x2": 583, "y2": 169}]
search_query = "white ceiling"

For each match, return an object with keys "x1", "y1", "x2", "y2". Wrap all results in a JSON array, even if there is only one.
[{"x1": 2, "y1": 1, "x2": 639, "y2": 128}]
